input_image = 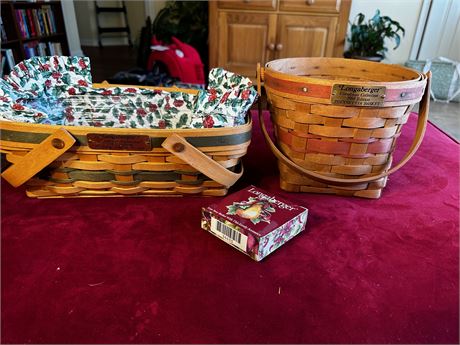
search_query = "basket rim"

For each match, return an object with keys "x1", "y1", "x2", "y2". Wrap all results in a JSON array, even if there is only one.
[
  {"x1": 0, "y1": 115, "x2": 252, "y2": 138},
  {"x1": 264, "y1": 57, "x2": 426, "y2": 87}
]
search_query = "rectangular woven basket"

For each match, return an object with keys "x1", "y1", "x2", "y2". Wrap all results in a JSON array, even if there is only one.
[
  {"x1": 258, "y1": 58, "x2": 430, "y2": 199},
  {"x1": 0, "y1": 84, "x2": 252, "y2": 198}
]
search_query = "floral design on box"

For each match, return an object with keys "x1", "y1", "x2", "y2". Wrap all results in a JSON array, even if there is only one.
[
  {"x1": 257, "y1": 211, "x2": 308, "y2": 260},
  {"x1": 0, "y1": 56, "x2": 258, "y2": 129}
]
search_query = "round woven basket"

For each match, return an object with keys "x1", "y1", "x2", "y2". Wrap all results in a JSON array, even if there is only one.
[{"x1": 258, "y1": 57, "x2": 430, "y2": 198}]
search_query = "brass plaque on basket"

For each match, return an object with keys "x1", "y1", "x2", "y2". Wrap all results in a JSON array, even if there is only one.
[
  {"x1": 87, "y1": 133, "x2": 151, "y2": 151},
  {"x1": 331, "y1": 84, "x2": 386, "y2": 107}
]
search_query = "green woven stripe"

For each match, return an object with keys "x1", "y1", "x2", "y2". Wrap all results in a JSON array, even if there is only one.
[
  {"x1": 68, "y1": 170, "x2": 115, "y2": 182},
  {"x1": 0, "y1": 128, "x2": 251, "y2": 148},
  {"x1": 174, "y1": 170, "x2": 202, "y2": 176},
  {"x1": 54, "y1": 167, "x2": 76, "y2": 173},
  {"x1": 106, "y1": 169, "x2": 140, "y2": 176},
  {"x1": 185, "y1": 131, "x2": 251, "y2": 147},
  {"x1": 134, "y1": 171, "x2": 180, "y2": 181},
  {"x1": 49, "y1": 177, "x2": 75, "y2": 184},
  {"x1": 0, "y1": 129, "x2": 87, "y2": 145},
  {"x1": 1, "y1": 130, "x2": 50, "y2": 144}
]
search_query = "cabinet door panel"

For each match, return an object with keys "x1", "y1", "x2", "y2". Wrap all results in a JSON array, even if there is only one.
[
  {"x1": 276, "y1": 15, "x2": 337, "y2": 58},
  {"x1": 218, "y1": 12, "x2": 277, "y2": 78}
]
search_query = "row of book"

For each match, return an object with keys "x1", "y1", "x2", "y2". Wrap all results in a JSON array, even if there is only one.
[
  {"x1": 15, "y1": 6, "x2": 58, "y2": 39},
  {"x1": 24, "y1": 41, "x2": 62, "y2": 58}
]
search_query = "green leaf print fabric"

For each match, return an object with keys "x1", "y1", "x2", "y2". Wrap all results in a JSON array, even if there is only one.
[{"x1": 0, "y1": 56, "x2": 257, "y2": 129}]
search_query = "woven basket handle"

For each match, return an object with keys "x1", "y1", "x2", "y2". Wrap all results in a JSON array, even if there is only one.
[
  {"x1": 162, "y1": 133, "x2": 243, "y2": 188},
  {"x1": 258, "y1": 70, "x2": 431, "y2": 185},
  {"x1": 1, "y1": 128, "x2": 76, "y2": 187}
]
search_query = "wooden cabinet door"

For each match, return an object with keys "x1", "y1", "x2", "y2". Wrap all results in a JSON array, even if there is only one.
[
  {"x1": 276, "y1": 14, "x2": 338, "y2": 58},
  {"x1": 217, "y1": 11, "x2": 277, "y2": 78}
]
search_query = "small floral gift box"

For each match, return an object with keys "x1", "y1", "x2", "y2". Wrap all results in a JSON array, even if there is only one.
[{"x1": 201, "y1": 185, "x2": 308, "y2": 261}]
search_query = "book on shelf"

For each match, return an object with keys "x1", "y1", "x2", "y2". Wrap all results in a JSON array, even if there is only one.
[
  {"x1": 26, "y1": 9, "x2": 36, "y2": 37},
  {"x1": 47, "y1": 41, "x2": 55, "y2": 55},
  {"x1": 21, "y1": 10, "x2": 30, "y2": 37},
  {"x1": 38, "y1": 42, "x2": 47, "y2": 56},
  {"x1": 32, "y1": 9, "x2": 41, "y2": 36},
  {"x1": 24, "y1": 41, "x2": 38, "y2": 58},
  {"x1": 46, "y1": 41, "x2": 62, "y2": 56},
  {"x1": 42, "y1": 6, "x2": 56, "y2": 34},
  {"x1": 15, "y1": 10, "x2": 25, "y2": 38},
  {"x1": 47, "y1": 6, "x2": 57, "y2": 33},
  {"x1": 36, "y1": 9, "x2": 45, "y2": 35},
  {"x1": 0, "y1": 17, "x2": 7, "y2": 42},
  {"x1": 1, "y1": 49, "x2": 15, "y2": 75},
  {"x1": 41, "y1": 8, "x2": 49, "y2": 35},
  {"x1": 54, "y1": 42, "x2": 63, "y2": 55},
  {"x1": 1, "y1": 51, "x2": 6, "y2": 78}
]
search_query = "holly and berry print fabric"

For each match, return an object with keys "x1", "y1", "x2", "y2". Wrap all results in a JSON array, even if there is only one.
[{"x1": 0, "y1": 56, "x2": 257, "y2": 129}]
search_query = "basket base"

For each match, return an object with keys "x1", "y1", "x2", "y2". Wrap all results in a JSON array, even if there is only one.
[
  {"x1": 279, "y1": 163, "x2": 388, "y2": 199},
  {"x1": 24, "y1": 179, "x2": 229, "y2": 198}
]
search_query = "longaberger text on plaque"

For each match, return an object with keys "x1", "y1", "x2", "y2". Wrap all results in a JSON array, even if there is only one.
[{"x1": 331, "y1": 84, "x2": 386, "y2": 107}]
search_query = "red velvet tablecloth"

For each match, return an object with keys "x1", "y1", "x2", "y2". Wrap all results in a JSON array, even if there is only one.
[{"x1": 1, "y1": 111, "x2": 459, "y2": 344}]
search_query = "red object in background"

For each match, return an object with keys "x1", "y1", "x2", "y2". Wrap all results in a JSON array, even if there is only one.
[{"x1": 147, "y1": 36, "x2": 204, "y2": 84}]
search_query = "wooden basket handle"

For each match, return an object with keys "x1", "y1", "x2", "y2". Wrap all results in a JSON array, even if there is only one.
[
  {"x1": 259, "y1": 71, "x2": 431, "y2": 185},
  {"x1": 256, "y1": 63, "x2": 264, "y2": 96},
  {"x1": 1, "y1": 128, "x2": 76, "y2": 187},
  {"x1": 162, "y1": 133, "x2": 243, "y2": 188}
]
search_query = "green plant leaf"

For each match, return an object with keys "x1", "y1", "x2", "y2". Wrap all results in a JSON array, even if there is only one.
[{"x1": 345, "y1": 9, "x2": 404, "y2": 58}]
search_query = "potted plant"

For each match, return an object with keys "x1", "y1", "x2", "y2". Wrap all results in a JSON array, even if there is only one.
[{"x1": 344, "y1": 10, "x2": 405, "y2": 62}]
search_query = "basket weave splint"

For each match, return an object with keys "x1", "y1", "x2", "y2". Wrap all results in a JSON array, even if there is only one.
[
  {"x1": 258, "y1": 58, "x2": 430, "y2": 198},
  {"x1": 0, "y1": 84, "x2": 251, "y2": 198}
]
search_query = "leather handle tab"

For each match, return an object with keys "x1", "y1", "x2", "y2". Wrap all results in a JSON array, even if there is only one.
[
  {"x1": 162, "y1": 133, "x2": 243, "y2": 188},
  {"x1": 2, "y1": 128, "x2": 76, "y2": 187},
  {"x1": 259, "y1": 72, "x2": 431, "y2": 185}
]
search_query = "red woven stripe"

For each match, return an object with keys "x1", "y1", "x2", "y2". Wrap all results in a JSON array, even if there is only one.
[
  {"x1": 367, "y1": 139, "x2": 393, "y2": 153},
  {"x1": 265, "y1": 72, "x2": 425, "y2": 104},
  {"x1": 385, "y1": 86, "x2": 425, "y2": 102},
  {"x1": 306, "y1": 139, "x2": 350, "y2": 155},
  {"x1": 291, "y1": 130, "x2": 322, "y2": 139},
  {"x1": 265, "y1": 74, "x2": 332, "y2": 99},
  {"x1": 277, "y1": 129, "x2": 292, "y2": 146}
]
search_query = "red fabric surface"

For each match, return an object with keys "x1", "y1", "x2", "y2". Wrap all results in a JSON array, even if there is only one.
[{"x1": 1, "y1": 111, "x2": 459, "y2": 344}]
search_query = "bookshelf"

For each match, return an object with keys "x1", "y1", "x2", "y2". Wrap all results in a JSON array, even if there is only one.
[{"x1": 1, "y1": 0, "x2": 69, "y2": 76}]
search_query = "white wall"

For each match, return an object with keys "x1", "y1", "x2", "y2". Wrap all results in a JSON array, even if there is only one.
[
  {"x1": 346, "y1": 0, "x2": 424, "y2": 64},
  {"x1": 74, "y1": 0, "x2": 149, "y2": 47},
  {"x1": 417, "y1": 0, "x2": 460, "y2": 61},
  {"x1": 145, "y1": 0, "x2": 167, "y2": 21},
  {"x1": 61, "y1": 0, "x2": 83, "y2": 56}
]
